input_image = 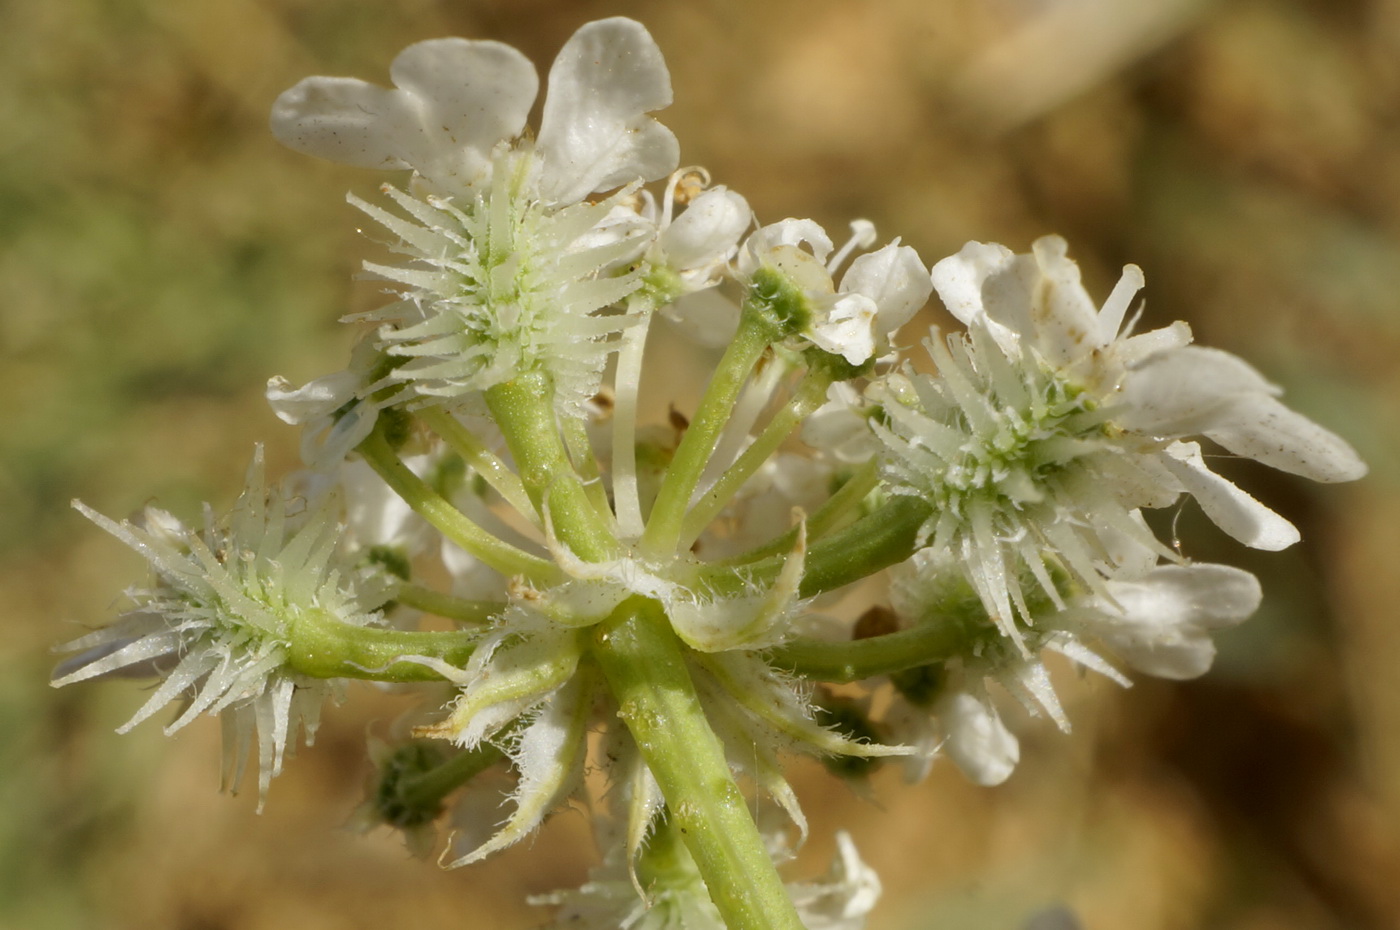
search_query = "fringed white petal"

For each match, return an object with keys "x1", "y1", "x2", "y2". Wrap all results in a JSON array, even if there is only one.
[{"x1": 442, "y1": 671, "x2": 592, "y2": 866}]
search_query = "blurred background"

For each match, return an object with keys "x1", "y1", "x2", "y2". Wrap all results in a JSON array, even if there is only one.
[{"x1": 3, "y1": 0, "x2": 1398, "y2": 927}]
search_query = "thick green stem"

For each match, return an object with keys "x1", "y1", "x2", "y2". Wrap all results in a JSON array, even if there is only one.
[
  {"x1": 769, "y1": 621, "x2": 962, "y2": 683},
  {"x1": 286, "y1": 610, "x2": 476, "y2": 682},
  {"x1": 359, "y1": 429, "x2": 559, "y2": 583},
  {"x1": 486, "y1": 374, "x2": 616, "y2": 562},
  {"x1": 640, "y1": 309, "x2": 776, "y2": 558},
  {"x1": 591, "y1": 600, "x2": 804, "y2": 930},
  {"x1": 799, "y1": 495, "x2": 931, "y2": 597}
]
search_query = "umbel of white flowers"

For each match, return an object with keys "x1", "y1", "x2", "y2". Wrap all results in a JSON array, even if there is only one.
[{"x1": 54, "y1": 15, "x2": 1365, "y2": 930}]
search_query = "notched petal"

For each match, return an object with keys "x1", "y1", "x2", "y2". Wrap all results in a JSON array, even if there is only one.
[{"x1": 536, "y1": 18, "x2": 679, "y2": 204}]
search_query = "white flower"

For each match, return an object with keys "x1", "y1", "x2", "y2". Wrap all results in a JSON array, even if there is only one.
[
  {"x1": 347, "y1": 164, "x2": 652, "y2": 418},
  {"x1": 636, "y1": 168, "x2": 754, "y2": 344},
  {"x1": 270, "y1": 18, "x2": 679, "y2": 204},
  {"x1": 646, "y1": 169, "x2": 753, "y2": 296},
  {"x1": 738, "y1": 219, "x2": 930, "y2": 365},
  {"x1": 884, "y1": 540, "x2": 1263, "y2": 784},
  {"x1": 786, "y1": 831, "x2": 883, "y2": 929},
  {"x1": 874, "y1": 236, "x2": 1363, "y2": 645},
  {"x1": 272, "y1": 20, "x2": 687, "y2": 420},
  {"x1": 52, "y1": 449, "x2": 387, "y2": 804},
  {"x1": 1065, "y1": 562, "x2": 1261, "y2": 680}
]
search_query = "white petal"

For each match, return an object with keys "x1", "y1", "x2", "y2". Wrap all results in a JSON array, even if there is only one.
[
  {"x1": 1093, "y1": 564, "x2": 1261, "y2": 679},
  {"x1": 1027, "y1": 235, "x2": 1106, "y2": 366},
  {"x1": 340, "y1": 457, "x2": 428, "y2": 551},
  {"x1": 388, "y1": 38, "x2": 537, "y2": 181},
  {"x1": 270, "y1": 76, "x2": 419, "y2": 170},
  {"x1": 1204, "y1": 394, "x2": 1367, "y2": 483},
  {"x1": 1160, "y1": 443, "x2": 1300, "y2": 550},
  {"x1": 1115, "y1": 320, "x2": 1192, "y2": 367},
  {"x1": 788, "y1": 831, "x2": 882, "y2": 929},
  {"x1": 270, "y1": 39, "x2": 538, "y2": 187},
  {"x1": 928, "y1": 240, "x2": 1014, "y2": 327},
  {"x1": 315, "y1": 405, "x2": 380, "y2": 468},
  {"x1": 1117, "y1": 346, "x2": 1279, "y2": 438},
  {"x1": 840, "y1": 243, "x2": 932, "y2": 339},
  {"x1": 660, "y1": 187, "x2": 752, "y2": 271},
  {"x1": 1113, "y1": 563, "x2": 1262, "y2": 630},
  {"x1": 808, "y1": 293, "x2": 878, "y2": 365},
  {"x1": 938, "y1": 690, "x2": 1019, "y2": 786},
  {"x1": 266, "y1": 371, "x2": 357, "y2": 424},
  {"x1": 740, "y1": 218, "x2": 835, "y2": 274},
  {"x1": 1105, "y1": 623, "x2": 1217, "y2": 680},
  {"x1": 801, "y1": 383, "x2": 881, "y2": 463},
  {"x1": 536, "y1": 18, "x2": 678, "y2": 204}
]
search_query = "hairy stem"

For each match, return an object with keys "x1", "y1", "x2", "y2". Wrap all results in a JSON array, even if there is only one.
[
  {"x1": 286, "y1": 610, "x2": 476, "y2": 682},
  {"x1": 591, "y1": 600, "x2": 804, "y2": 930}
]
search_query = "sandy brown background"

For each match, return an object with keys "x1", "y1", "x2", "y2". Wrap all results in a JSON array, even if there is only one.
[{"x1": 4, "y1": 0, "x2": 1398, "y2": 927}]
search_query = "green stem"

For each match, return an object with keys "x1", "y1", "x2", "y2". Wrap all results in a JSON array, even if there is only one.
[
  {"x1": 769, "y1": 621, "x2": 962, "y2": 683},
  {"x1": 398, "y1": 742, "x2": 505, "y2": 811},
  {"x1": 677, "y1": 365, "x2": 836, "y2": 552},
  {"x1": 416, "y1": 405, "x2": 537, "y2": 523},
  {"x1": 286, "y1": 611, "x2": 476, "y2": 682},
  {"x1": 359, "y1": 429, "x2": 559, "y2": 584},
  {"x1": 486, "y1": 375, "x2": 616, "y2": 562},
  {"x1": 561, "y1": 410, "x2": 615, "y2": 525},
  {"x1": 640, "y1": 308, "x2": 776, "y2": 559},
  {"x1": 393, "y1": 584, "x2": 504, "y2": 625},
  {"x1": 591, "y1": 600, "x2": 804, "y2": 930},
  {"x1": 711, "y1": 459, "x2": 882, "y2": 570},
  {"x1": 798, "y1": 494, "x2": 930, "y2": 598},
  {"x1": 697, "y1": 493, "x2": 930, "y2": 601}
]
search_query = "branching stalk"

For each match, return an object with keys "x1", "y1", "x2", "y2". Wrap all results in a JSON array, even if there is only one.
[{"x1": 591, "y1": 599, "x2": 805, "y2": 930}]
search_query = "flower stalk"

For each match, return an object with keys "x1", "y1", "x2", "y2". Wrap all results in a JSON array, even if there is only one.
[
  {"x1": 591, "y1": 599, "x2": 806, "y2": 930},
  {"x1": 640, "y1": 304, "x2": 777, "y2": 559}
]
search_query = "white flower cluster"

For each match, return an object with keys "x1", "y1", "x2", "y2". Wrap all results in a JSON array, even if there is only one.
[
  {"x1": 53, "y1": 451, "x2": 390, "y2": 804},
  {"x1": 265, "y1": 19, "x2": 929, "y2": 469},
  {"x1": 56, "y1": 16, "x2": 1367, "y2": 930},
  {"x1": 861, "y1": 236, "x2": 1365, "y2": 785}
]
